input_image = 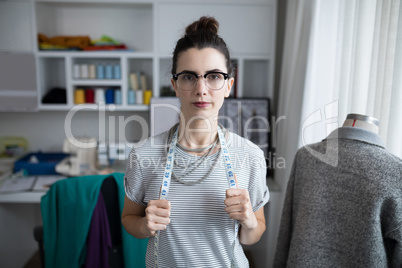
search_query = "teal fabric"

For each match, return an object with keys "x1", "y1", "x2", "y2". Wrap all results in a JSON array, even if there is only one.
[
  {"x1": 41, "y1": 172, "x2": 147, "y2": 268},
  {"x1": 114, "y1": 173, "x2": 148, "y2": 268}
]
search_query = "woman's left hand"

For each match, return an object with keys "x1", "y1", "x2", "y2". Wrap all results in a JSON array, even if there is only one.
[{"x1": 224, "y1": 174, "x2": 258, "y2": 230}]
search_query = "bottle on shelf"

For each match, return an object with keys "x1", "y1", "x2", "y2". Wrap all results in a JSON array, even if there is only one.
[
  {"x1": 74, "y1": 89, "x2": 85, "y2": 104},
  {"x1": 128, "y1": 72, "x2": 139, "y2": 105},
  {"x1": 105, "y1": 64, "x2": 113, "y2": 80},
  {"x1": 85, "y1": 89, "x2": 95, "y2": 103},
  {"x1": 96, "y1": 63, "x2": 105, "y2": 79},
  {"x1": 95, "y1": 88, "x2": 105, "y2": 104},
  {"x1": 114, "y1": 64, "x2": 121, "y2": 79},
  {"x1": 88, "y1": 64, "x2": 96, "y2": 79},
  {"x1": 114, "y1": 89, "x2": 122, "y2": 105}
]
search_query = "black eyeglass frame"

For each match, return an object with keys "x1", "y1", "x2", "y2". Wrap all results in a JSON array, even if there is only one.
[{"x1": 172, "y1": 71, "x2": 230, "y2": 90}]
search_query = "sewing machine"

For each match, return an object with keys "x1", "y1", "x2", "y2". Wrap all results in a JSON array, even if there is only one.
[{"x1": 56, "y1": 137, "x2": 98, "y2": 176}]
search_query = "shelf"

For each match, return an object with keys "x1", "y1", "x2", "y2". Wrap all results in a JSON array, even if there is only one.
[
  {"x1": 39, "y1": 103, "x2": 150, "y2": 112},
  {"x1": 71, "y1": 80, "x2": 123, "y2": 86},
  {"x1": 37, "y1": 51, "x2": 154, "y2": 58},
  {"x1": 35, "y1": 2, "x2": 153, "y2": 53},
  {"x1": 2, "y1": 0, "x2": 276, "y2": 111},
  {"x1": 38, "y1": 104, "x2": 72, "y2": 111},
  {"x1": 72, "y1": 103, "x2": 150, "y2": 111}
]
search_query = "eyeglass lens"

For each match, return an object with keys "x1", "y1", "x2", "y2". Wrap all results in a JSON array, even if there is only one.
[{"x1": 177, "y1": 73, "x2": 225, "y2": 90}]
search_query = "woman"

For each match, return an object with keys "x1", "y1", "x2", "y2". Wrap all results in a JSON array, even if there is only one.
[{"x1": 122, "y1": 16, "x2": 269, "y2": 267}]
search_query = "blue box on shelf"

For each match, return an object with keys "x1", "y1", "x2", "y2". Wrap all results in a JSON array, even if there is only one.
[{"x1": 14, "y1": 152, "x2": 69, "y2": 175}]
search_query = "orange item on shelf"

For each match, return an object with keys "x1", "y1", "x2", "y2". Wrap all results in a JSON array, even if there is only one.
[
  {"x1": 38, "y1": 33, "x2": 91, "y2": 50},
  {"x1": 74, "y1": 89, "x2": 85, "y2": 104}
]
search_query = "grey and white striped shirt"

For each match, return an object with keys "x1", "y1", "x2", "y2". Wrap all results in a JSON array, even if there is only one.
[{"x1": 124, "y1": 130, "x2": 269, "y2": 267}]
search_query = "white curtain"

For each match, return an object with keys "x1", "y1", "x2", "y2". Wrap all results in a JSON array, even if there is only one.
[
  {"x1": 269, "y1": 0, "x2": 402, "y2": 266},
  {"x1": 300, "y1": 0, "x2": 402, "y2": 154},
  {"x1": 267, "y1": 0, "x2": 317, "y2": 266}
]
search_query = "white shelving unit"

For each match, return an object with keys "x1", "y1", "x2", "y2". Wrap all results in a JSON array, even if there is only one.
[
  {"x1": 34, "y1": 1, "x2": 155, "y2": 111},
  {"x1": 0, "y1": 2, "x2": 277, "y2": 267},
  {"x1": 0, "y1": 0, "x2": 277, "y2": 112}
]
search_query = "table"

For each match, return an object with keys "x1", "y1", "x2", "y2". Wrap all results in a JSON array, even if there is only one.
[
  {"x1": 0, "y1": 193, "x2": 43, "y2": 267},
  {"x1": 0, "y1": 161, "x2": 127, "y2": 267}
]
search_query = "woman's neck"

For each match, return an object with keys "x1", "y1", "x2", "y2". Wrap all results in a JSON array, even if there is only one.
[{"x1": 178, "y1": 117, "x2": 219, "y2": 150}]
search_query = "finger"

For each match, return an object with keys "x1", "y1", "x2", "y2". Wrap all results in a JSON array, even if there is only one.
[
  {"x1": 147, "y1": 213, "x2": 171, "y2": 225},
  {"x1": 154, "y1": 208, "x2": 171, "y2": 218},
  {"x1": 224, "y1": 196, "x2": 247, "y2": 207},
  {"x1": 226, "y1": 174, "x2": 238, "y2": 199},
  {"x1": 234, "y1": 173, "x2": 239, "y2": 189},
  {"x1": 154, "y1": 222, "x2": 169, "y2": 230},
  {"x1": 226, "y1": 188, "x2": 246, "y2": 199},
  {"x1": 225, "y1": 190, "x2": 251, "y2": 208},
  {"x1": 226, "y1": 211, "x2": 247, "y2": 221},
  {"x1": 146, "y1": 205, "x2": 171, "y2": 219},
  {"x1": 149, "y1": 199, "x2": 171, "y2": 209},
  {"x1": 225, "y1": 203, "x2": 245, "y2": 213},
  {"x1": 148, "y1": 222, "x2": 168, "y2": 232}
]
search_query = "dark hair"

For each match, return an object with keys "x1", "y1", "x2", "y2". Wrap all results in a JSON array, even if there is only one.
[{"x1": 171, "y1": 16, "x2": 233, "y2": 76}]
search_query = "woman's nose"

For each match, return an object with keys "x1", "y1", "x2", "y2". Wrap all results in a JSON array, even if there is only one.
[{"x1": 195, "y1": 77, "x2": 208, "y2": 95}]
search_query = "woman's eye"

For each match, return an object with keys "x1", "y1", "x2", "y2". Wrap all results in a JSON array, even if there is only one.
[
  {"x1": 182, "y1": 74, "x2": 195, "y2": 81},
  {"x1": 207, "y1": 73, "x2": 222, "y2": 80}
]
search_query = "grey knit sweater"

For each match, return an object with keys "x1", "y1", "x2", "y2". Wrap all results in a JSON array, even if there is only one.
[{"x1": 274, "y1": 127, "x2": 402, "y2": 267}]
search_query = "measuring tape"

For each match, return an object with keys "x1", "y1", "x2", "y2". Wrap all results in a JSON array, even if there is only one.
[{"x1": 154, "y1": 125, "x2": 239, "y2": 268}]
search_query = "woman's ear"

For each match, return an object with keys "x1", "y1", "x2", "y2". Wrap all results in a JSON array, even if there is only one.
[
  {"x1": 224, "y1": 77, "x2": 234, "y2": 98},
  {"x1": 171, "y1": 78, "x2": 180, "y2": 97}
]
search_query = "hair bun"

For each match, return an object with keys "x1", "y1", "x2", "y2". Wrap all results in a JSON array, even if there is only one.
[{"x1": 185, "y1": 16, "x2": 219, "y2": 36}]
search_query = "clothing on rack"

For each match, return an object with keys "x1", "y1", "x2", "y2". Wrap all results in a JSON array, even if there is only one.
[
  {"x1": 41, "y1": 173, "x2": 148, "y2": 268},
  {"x1": 84, "y1": 192, "x2": 112, "y2": 268}
]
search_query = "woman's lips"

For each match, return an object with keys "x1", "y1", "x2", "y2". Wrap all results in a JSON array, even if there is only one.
[{"x1": 192, "y1": 102, "x2": 210, "y2": 108}]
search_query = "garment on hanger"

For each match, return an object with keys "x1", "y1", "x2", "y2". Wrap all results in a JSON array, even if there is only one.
[
  {"x1": 274, "y1": 127, "x2": 402, "y2": 267},
  {"x1": 41, "y1": 173, "x2": 148, "y2": 268},
  {"x1": 84, "y1": 192, "x2": 112, "y2": 268}
]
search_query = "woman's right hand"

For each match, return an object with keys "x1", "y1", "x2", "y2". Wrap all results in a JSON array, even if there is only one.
[{"x1": 144, "y1": 200, "x2": 171, "y2": 237}]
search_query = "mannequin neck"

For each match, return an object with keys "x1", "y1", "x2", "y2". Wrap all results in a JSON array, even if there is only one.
[{"x1": 342, "y1": 114, "x2": 379, "y2": 134}]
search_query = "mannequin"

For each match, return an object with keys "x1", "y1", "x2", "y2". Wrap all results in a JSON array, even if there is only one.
[
  {"x1": 274, "y1": 113, "x2": 402, "y2": 267},
  {"x1": 342, "y1": 113, "x2": 379, "y2": 134}
]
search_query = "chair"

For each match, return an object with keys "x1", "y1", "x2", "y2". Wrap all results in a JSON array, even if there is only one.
[{"x1": 34, "y1": 173, "x2": 147, "y2": 268}]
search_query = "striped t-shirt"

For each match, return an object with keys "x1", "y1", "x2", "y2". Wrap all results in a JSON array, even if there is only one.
[{"x1": 124, "y1": 129, "x2": 270, "y2": 268}]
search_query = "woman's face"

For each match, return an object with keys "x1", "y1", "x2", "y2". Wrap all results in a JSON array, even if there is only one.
[{"x1": 171, "y1": 47, "x2": 234, "y2": 123}]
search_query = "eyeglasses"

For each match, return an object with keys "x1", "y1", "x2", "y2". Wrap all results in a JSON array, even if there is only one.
[{"x1": 172, "y1": 71, "x2": 229, "y2": 91}]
